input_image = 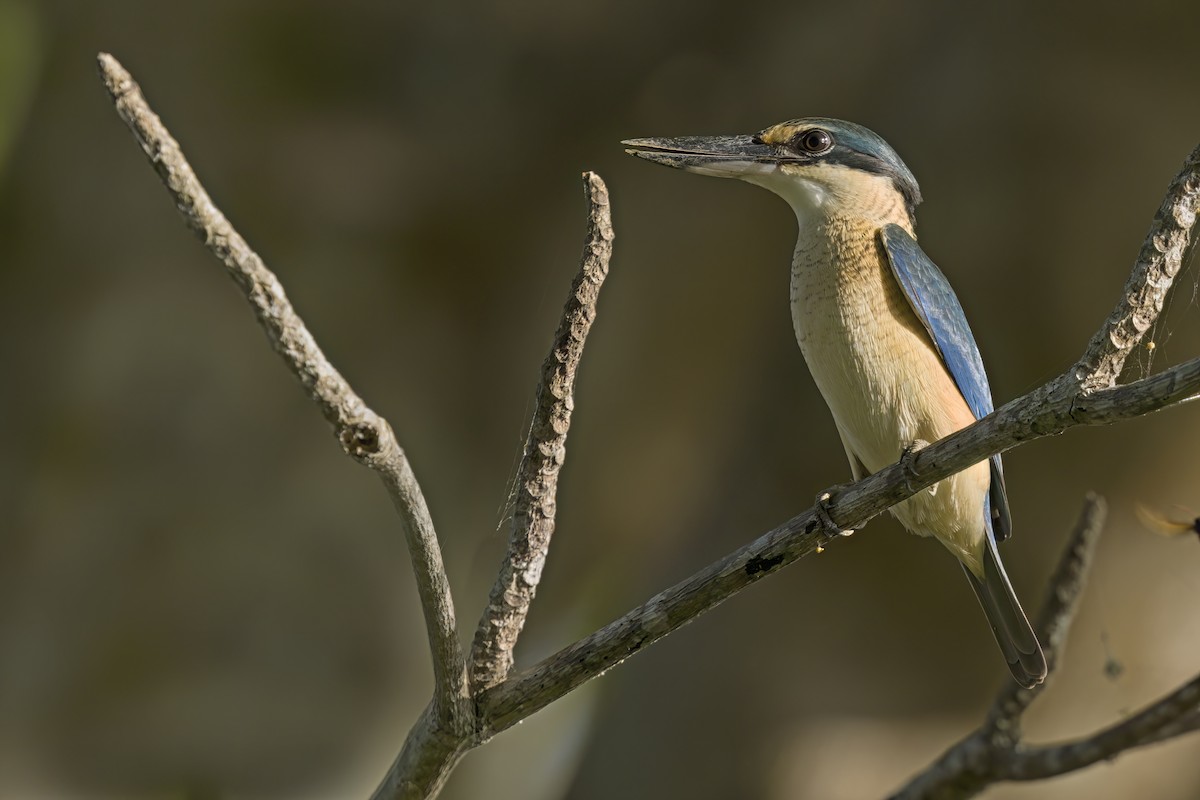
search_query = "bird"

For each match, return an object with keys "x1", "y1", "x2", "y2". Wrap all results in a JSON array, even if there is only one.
[{"x1": 623, "y1": 118, "x2": 1047, "y2": 688}]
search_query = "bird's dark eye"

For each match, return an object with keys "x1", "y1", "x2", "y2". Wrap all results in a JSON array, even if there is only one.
[{"x1": 795, "y1": 129, "x2": 833, "y2": 154}]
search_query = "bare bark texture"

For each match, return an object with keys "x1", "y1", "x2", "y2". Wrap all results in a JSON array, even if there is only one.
[
  {"x1": 96, "y1": 49, "x2": 472, "y2": 749},
  {"x1": 987, "y1": 494, "x2": 1107, "y2": 733},
  {"x1": 470, "y1": 173, "x2": 613, "y2": 691},
  {"x1": 98, "y1": 51, "x2": 1200, "y2": 800},
  {"x1": 891, "y1": 496, "x2": 1200, "y2": 797},
  {"x1": 1073, "y1": 143, "x2": 1200, "y2": 390}
]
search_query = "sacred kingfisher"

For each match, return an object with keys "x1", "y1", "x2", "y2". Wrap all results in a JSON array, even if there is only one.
[{"x1": 623, "y1": 118, "x2": 1047, "y2": 688}]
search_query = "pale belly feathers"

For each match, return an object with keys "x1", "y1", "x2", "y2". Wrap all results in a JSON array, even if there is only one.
[{"x1": 790, "y1": 220, "x2": 988, "y2": 571}]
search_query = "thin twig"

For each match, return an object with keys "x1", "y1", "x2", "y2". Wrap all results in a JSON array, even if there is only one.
[
  {"x1": 987, "y1": 493, "x2": 1107, "y2": 734},
  {"x1": 479, "y1": 144, "x2": 1200, "y2": 738},
  {"x1": 833, "y1": 354, "x2": 1200, "y2": 545},
  {"x1": 478, "y1": 352, "x2": 1200, "y2": 736},
  {"x1": 96, "y1": 52, "x2": 467, "y2": 711},
  {"x1": 888, "y1": 495, "x2": 1108, "y2": 800},
  {"x1": 890, "y1": 676, "x2": 1200, "y2": 797},
  {"x1": 370, "y1": 174, "x2": 615, "y2": 797},
  {"x1": 470, "y1": 173, "x2": 614, "y2": 691},
  {"x1": 1130, "y1": 707, "x2": 1200, "y2": 750},
  {"x1": 1074, "y1": 144, "x2": 1200, "y2": 390},
  {"x1": 891, "y1": 496, "x2": 1200, "y2": 799},
  {"x1": 99, "y1": 51, "x2": 1200, "y2": 798},
  {"x1": 479, "y1": 507, "x2": 834, "y2": 734},
  {"x1": 891, "y1": 496, "x2": 1200, "y2": 798},
  {"x1": 1008, "y1": 672, "x2": 1200, "y2": 780}
]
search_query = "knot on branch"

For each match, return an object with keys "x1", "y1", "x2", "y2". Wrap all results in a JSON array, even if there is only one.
[
  {"x1": 341, "y1": 418, "x2": 384, "y2": 458},
  {"x1": 744, "y1": 553, "x2": 785, "y2": 576}
]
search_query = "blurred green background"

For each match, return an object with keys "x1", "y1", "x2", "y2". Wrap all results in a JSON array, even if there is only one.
[{"x1": 2, "y1": 0, "x2": 1200, "y2": 797}]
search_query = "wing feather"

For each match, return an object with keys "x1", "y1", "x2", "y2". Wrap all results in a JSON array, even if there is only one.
[{"x1": 879, "y1": 224, "x2": 1011, "y2": 541}]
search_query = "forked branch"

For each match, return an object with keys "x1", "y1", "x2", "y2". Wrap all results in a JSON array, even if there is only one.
[
  {"x1": 98, "y1": 51, "x2": 1200, "y2": 800},
  {"x1": 470, "y1": 173, "x2": 613, "y2": 691},
  {"x1": 96, "y1": 52, "x2": 469, "y2": 717}
]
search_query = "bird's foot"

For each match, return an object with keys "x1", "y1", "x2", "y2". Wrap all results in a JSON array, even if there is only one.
[
  {"x1": 815, "y1": 489, "x2": 855, "y2": 538},
  {"x1": 900, "y1": 439, "x2": 931, "y2": 494}
]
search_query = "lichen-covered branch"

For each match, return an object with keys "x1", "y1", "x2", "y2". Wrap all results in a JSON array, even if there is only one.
[
  {"x1": 96, "y1": 52, "x2": 467, "y2": 713},
  {"x1": 470, "y1": 173, "x2": 614, "y2": 691}
]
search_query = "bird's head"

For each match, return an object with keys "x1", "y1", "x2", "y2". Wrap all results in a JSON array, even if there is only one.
[{"x1": 623, "y1": 117, "x2": 921, "y2": 224}]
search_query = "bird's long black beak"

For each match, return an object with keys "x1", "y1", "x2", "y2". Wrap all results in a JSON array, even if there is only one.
[{"x1": 622, "y1": 135, "x2": 781, "y2": 176}]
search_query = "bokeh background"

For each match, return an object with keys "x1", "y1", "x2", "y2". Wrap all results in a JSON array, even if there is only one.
[{"x1": 2, "y1": 1, "x2": 1200, "y2": 798}]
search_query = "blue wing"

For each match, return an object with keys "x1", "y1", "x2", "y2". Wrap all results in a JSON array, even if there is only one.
[{"x1": 878, "y1": 224, "x2": 1011, "y2": 542}]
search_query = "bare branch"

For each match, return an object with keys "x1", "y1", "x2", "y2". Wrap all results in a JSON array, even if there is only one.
[
  {"x1": 368, "y1": 174, "x2": 614, "y2": 797},
  {"x1": 891, "y1": 494, "x2": 1200, "y2": 799},
  {"x1": 885, "y1": 672, "x2": 1200, "y2": 797},
  {"x1": 1030, "y1": 493, "x2": 1107, "y2": 670},
  {"x1": 889, "y1": 495, "x2": 1108, "y2": 799},
  {"x1": 1009, "y1": 673, "x2": 1200, "y2": 781},
  {"x1": 99, "y1": 51, "x2": 1200, "y2": 798},
  {"x1": 1130, "y1": 707, "x2": 1200, "y2": 749},
  {"x1": 369, "y1": 701, "x2": 468, "y2": 800},
  {"x1": 987, "y1": 493, "x2": 1107, "y2": 733},
  {"x1": 479, "y1": 355, "x2": 1200, "y2": 736},
  {"x1": 479, "y1": 144, "x2": 1200, "y2": 738},
  {"x1": 842, "y1": 356, "x2": 1200, "y2": 543},
  {"x1": 95, "y1": 53, "x2": 467, "y2": 710},
  {"x1": 1074, "y1": 144, "x2": 1200, "y2": 390},
  {"x1": 479, "y1": 505, "x2": 831, "y2": 734},
  {"x1": 470, "y1": 173, "x2": 614, "y2": 691}
]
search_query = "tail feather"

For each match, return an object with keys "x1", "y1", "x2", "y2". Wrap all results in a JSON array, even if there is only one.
[{"x1": 962, "y1": 538, "x2": 1047, "y2": 688}]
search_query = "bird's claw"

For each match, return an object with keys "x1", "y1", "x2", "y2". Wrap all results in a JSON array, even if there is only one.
[
  {"x1": 815, "y1": 490, "x2": 855, "y2": 537},
  {"x1": 900, "y1": 439, "x2": 930, "y2": 494}
]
